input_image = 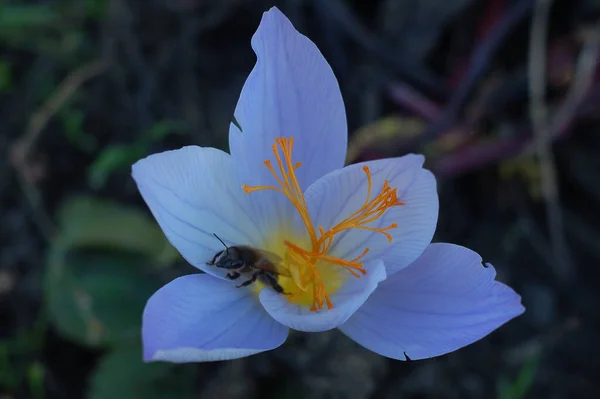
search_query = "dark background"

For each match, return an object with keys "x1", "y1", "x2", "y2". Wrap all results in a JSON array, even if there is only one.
[{"x1": 1, "y1": 0, "x2": 599, "y2": 398}]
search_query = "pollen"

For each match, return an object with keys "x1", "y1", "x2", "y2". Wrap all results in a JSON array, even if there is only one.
[{"x1": 242, "y1": 138, "x2": 403, "y2": 311}]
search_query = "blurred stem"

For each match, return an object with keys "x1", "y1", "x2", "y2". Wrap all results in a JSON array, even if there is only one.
[
  {"x1": 10, "y1": 59, "x2": 108, "y2": 241},
  {"x1": 417, "y1": 0, "x2": 534, "y2": 144},
  {"x1": 528, "y1": 0, "x2": 574, "y2": 281},
  {"x1": 551, "y1": 24, "x2": 600, "y2": 136}
]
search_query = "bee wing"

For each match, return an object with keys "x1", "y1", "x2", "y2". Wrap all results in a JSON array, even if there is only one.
[{"x1": 256, "y1": 250, "x2": 292, "y2": 277}]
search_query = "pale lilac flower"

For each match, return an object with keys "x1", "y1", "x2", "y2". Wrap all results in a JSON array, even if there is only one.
[{"x1": 132, "y1": 7, "x2": 524, "y2": 363}]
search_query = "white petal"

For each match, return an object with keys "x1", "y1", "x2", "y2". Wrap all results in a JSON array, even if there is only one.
[
  {"x1": 259, "y1": 260, "x2": 386, "y2": 332},
  {"x1": 339, "y1": 243, "x2": 524, "y2": 360},
  {"x1": 304, "y1": 155, "x2": 438, "y2": 276},
  {"x1": 143, "y1": 274, "x2": 288, "y2": 362},
  {"x1": 132, "y1": 146, "x2": 263, "y2": 278}
]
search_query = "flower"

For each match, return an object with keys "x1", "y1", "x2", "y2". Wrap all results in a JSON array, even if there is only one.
[{"x1": 132, "y1": 7, "x2": 524, "y2": 363}]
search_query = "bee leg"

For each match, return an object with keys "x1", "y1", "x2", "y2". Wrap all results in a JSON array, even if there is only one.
[
  {"x1": 261, "y1": 272, "x2": 288, "y2": 295},
  {"x1": 236, "y1": 273, "x2": 257, "y2": 288},
  {"x1": 207, "y1": 250, "x2": 223, "y2": 265},
  {"x1": 271, "y1": 282, "x2": 286, "y2": 294},
  {"x1": 226, "y1": 272, "x2": 241, "y2": 280}
]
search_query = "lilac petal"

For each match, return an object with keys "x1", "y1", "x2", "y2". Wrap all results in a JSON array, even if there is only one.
[
  {"x1": 259, "y1": 260, "x2": 386, "y2": 332},
  {"x1": 339, "y1": 243, "x2": 524, "y2": 360},
  {"x1": 143, "y1": 274, "x2": 288, "y2": 362},
  {"x1": 304, "y1": 155, "x2": 438, "y2": 276},
  {"x1": 229, "y1": 7, "x2": 347, "y2": 232},
  {"x1": 132, "y1": 146, "x2": 263, "y2": 279}
]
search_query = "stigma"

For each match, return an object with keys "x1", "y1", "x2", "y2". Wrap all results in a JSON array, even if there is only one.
[{"x1": 242, "y1": 138, "x2": 403, "y2": 311}]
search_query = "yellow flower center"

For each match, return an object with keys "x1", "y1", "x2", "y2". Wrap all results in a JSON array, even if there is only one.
[{"x1": 242, "y1": 138, "x2": 403, "y2": 311}]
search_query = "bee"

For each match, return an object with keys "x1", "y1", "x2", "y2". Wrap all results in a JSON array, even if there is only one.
[{"x1": 207, "y1": 234, "x2": 290, "y2": 294}]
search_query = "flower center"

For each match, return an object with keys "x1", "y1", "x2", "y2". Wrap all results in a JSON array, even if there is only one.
[{"x1": 242, "y1": 138, "x2": 403, "y2": 311}]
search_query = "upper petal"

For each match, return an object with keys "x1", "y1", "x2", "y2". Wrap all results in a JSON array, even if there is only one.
[
  {"x1": 143, "y1": 274, "x2": 289, "y2": 362},
  {"x1": 304, "y1": 155, "x2": 438, "y2": 276},
  {"x1": 229, "y1": 7, "x2": 347, "y2": 194},
  {"x1": 132, "y1": 146, "x2": 263, "y2": 278},
  {"x1": 259, "y1": 259, "x2": 386, "y2": 332},
  {"x1": 339, "y1": 243, "x2": 524, "y2": 360}
]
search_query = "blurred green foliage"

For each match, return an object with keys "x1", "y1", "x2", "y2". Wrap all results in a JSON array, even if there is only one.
[
  {"x1": 47, "y1": 250, "x2": 160, "y2": 347},
  {"x1": 27, "y1": 361, "x2": 45, "y2": 399},
  {"x1": 498, "y1": 355, "x2": 540, "y2": 399},
  {"x1": 0, "y1": 2, "x2": 75, "y2": 55},
  {"x1": 88, "y1": 120, "x2": 188, "y2": 189},
  {"x1": 1, "y1": 2, "x2": 198, "y2": 395},
  {"x1": 0, "y1": 0, "x2": 107, "y2": 52},
  {"x1": 0, "y1": 306, "x2": 47, "y2": 393},
  {"x1": 0, "y1": 346, "x2": 17, "y2": 389},
  {"x1": 88, "y1": 345, "x2": 196, "y2": 399},
  {"x1": 42, "y1": 196, "x2": 197, "y2": 397},
  {"x1": 53, "y1": 196, "x2": 179, "y2": 265},
  {"x1": 60, "y1": 105, "x2": 97, "y2": 152},
  {"x1": 0, "y1": 59, "x2": 12, "y2": 92},
  {"x1": 46, "y1": 196, "x2": 176, "y2": 346},
  {"x1": 0, "y1": 3, "x2": 60, "y2": 32}
]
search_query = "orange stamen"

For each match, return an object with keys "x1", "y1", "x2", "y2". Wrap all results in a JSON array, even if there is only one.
[{"x1": 242, "y1": 138, "x2": 404, "y2": 311}]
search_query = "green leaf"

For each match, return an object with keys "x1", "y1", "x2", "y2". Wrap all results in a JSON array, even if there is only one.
[
  {"x1": 0, "y1": 5, "x2": 59, "y2": 31},
  {"x1": 498, "y1": 355, "x2": 540, "y2": 399},
  {"x1": 47, "y1": 197, "x2": 179, "y2": 348},
  {"x1": 56, "y1": 196, "x2": 179, "y2": 267},
  {"x1": 60, "y1": 107, "x2": 97, "y2": 152},
  {"x1": 145, "y1": 119, "x2": 188, "y2": 142},
  {"x1": 88, "y1": 345, "x2": 196, "y2": 399},
  {"x1": 0, "y1": 4, "x2": 75, "y2": 54},
  {"x1": 88, "y1": 144, "x2": 146, "y2": 189},
  {"x1": 27, "y1": 362, "x2": 45, "y2": 399},
  {"x1": 87, "y1": 119, "x2": 187, "y2": 190},
  {"x1": 83, "y1": 0, "x2": 109, "y2": 19},
  {"x1": 46, "y1": 249, "x2": 161, "y2": 348}
]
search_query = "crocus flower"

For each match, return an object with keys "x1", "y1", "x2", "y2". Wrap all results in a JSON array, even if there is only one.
[{"x1": 132, "y1": 7, "x2": 524, "y2": 363}]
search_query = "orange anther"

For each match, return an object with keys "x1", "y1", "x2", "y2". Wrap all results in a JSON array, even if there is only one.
[{"x1": 243, "y1": 138, "x2": 403, "y2": 311}]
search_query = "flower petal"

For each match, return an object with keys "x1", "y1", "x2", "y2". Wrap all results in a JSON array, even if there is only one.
[
  {"x1": 339, "y1": 243, "x2": 524, "y2": 360},
  {"x1": 229, "y1": 7, "x2": 347, "y2": 231},
  {"x1": 143, "y1": 274, "x2": 288, "y2": 362},
  {"x1": 304, "y1": 155, "x2": 438, "y2": 276},
  {"x1": 132, "y1": 146, "x2": 263, "y2": 279},
  {"x1": 259, "y1": 260, "x2": 386, "y2": 332}
]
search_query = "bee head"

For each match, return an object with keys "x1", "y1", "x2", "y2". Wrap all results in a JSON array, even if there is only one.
[
  {"x1": 211, "y1": 234, "x2": 241, "y2": 269},
  {"x1": 214, "y1": 251, "x2": 227, "y2": 267}
]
